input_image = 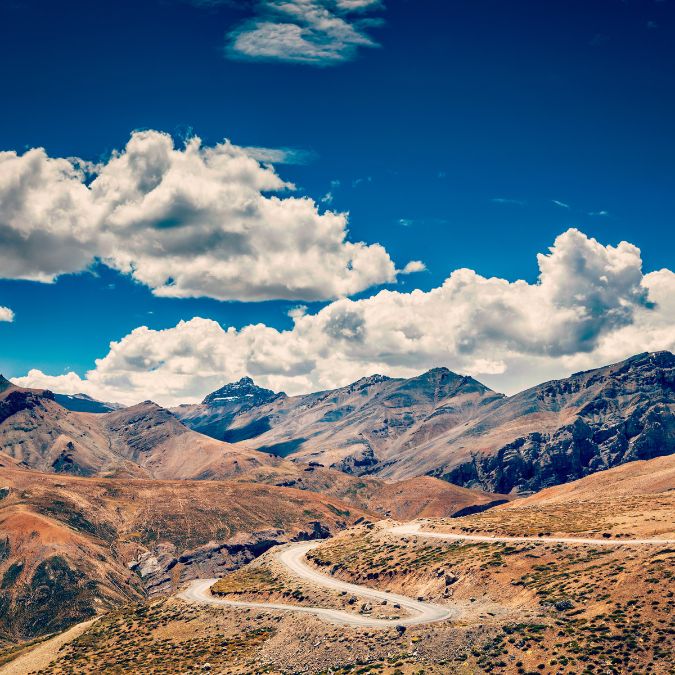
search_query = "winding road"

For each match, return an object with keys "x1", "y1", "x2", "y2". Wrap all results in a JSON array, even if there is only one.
[
  {"x1": 179, "y1": 540, "x2": 455, "y2": 627},
  {"x1": 390, "y1": 523, "x2": 675, "y2": 546},
  {"x1": 179, "y1": 523, "x2": 675, "y2": 628}
]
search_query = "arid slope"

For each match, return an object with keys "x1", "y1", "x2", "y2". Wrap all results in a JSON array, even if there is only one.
[
  {"x1": 432, "y1": 453, "x2": 675, "y2": 539},
  {"x1": 176, "y1": 368, "x2": 501, "y2": 473},
  {"x1": 0, "y1": 382, "x2": 280, "y2": 480},
  {"x1": 0, "y1": 465, "x2": 372, "y2": 645}
]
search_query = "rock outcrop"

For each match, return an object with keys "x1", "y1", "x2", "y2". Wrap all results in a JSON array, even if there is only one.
[
  {"x1": 132, "y1": 522, "x2": 331, "y2": 595},
  {"x1": 431, "y1": 351, "x2": 675, "y2": 492}
]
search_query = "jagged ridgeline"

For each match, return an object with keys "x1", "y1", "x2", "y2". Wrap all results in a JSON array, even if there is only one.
[
  {"x1": 3, "y1": 350, "x2": 673, "y2": 493},
  {"x1": 173, "y1": 351, "x2": 675, "y2": 493}
]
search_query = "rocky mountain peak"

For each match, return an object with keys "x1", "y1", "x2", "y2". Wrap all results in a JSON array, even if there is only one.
[
  {"x1": 202, "y1": 377, "x2": 283, "y2": 407},
  {"x1": 413, "y1": 367, "x2": 463, "y2": 385},
  {"x1": 349, "y1": 374, "x2": 392, "y2": 391},
  {"x1": 423, "y1": 366, "x2": 452, "y2": 375},
  {"x1": 403, "y1": 367, "x2": 495, "y2": 400},
  {"x1": 0, "y1": 375, "x2": 13, "y2": 392}
]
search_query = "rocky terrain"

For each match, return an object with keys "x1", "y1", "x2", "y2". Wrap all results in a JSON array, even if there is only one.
[
  {"x1": 0, "y1": 464, "x2": 372, "y2": 646},
  {"x1": 6, "y1": 351, "x2": 671, "y2": 495},
  {"x1": 174, "y1": 377, "x2": 285, "y2": 442},
  {"x1": 0, "y1": 459, "x2": 499, "y2": 649},
  {"x1": 174, "y1": 368, "x2": 503, "y2": 470},
  {"x1": 236, "y1": 465, "x2": 512, "y2": 521},
  {"x1": 7, "y1": 454, "x2": 671, "y2": 674},
  {"x1": 0, "y1": 372, "x2": 509, "y2": 512},
  {"x1": 52, "y1": 393, "x2": 121, "y2": 414},
  {"x1": 427, "y1": 351, "x2": 675, "y2": 493},
  {"x1": 0, "y1": 374, "x2": 504, "y2": 515},
  {"x1": 435, "y1": 453, "x2": 675, "y2": 539},
  {"x1": 0, "y1": 353, "x2": 673, "y2": 672},
  {"x1": 176, "y1": 351, "x2": 675, "y2": 493}
]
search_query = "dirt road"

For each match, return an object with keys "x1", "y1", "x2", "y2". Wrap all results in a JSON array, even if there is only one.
[
  {"x1": 389, "y1": 522, "x2": 675, "y2": 546},
  {"x1": 179, "y1": 540, "x2": 455, "y2": 627}
]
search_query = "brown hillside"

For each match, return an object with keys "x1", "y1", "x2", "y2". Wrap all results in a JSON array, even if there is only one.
[
  {"x1": 418, "y1": 453, "x2": 675, "y2": 539},
  {"x1": 234, "y1": 465, "x2": 511, "y2": 520},
  {"x1": 0, "y1": 465, "x2": 370, "y2": 644},
  {"x1": 27, "y1": 455, "x2": 674, "y2": 674},
  {"x1": 0, "y1": 384, "x2": 280, "y2": 480},
  {"x1": 176, "y1": 352, "x2": 675, "y2": 494}
]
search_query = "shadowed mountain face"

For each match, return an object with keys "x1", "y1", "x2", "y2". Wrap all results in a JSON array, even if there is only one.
[
  {"x1": 176, "y1": 352, "x2": 675, "y2": 493},
  {"x1": 53, "y1": 393, "x2": 121, "y2": 414},
  {"x1": 0, "y1": 375, "x2": 13, "y2": 394},
  {"x1": 427, "y1": 351, "x2": 675, "y2": 493}
]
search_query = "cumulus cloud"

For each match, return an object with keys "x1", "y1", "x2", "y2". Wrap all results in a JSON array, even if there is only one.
[
  {"x1": 0, "y1": 306, "x2": 14, "y2": 322},
  {"x1": 227, "y1": 0, "x2": 383, "y2": 65},
  {"x1": 401, "y1": 260, "x2": 426, "y2": 274},
  {"x1": 16, "y1": 229, "x2": 675, "y2": 405},
  {"x1": 0, "y1": 130, "x2": 417, "y2": 301}
]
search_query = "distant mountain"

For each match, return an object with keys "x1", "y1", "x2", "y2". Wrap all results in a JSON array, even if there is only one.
[
  {"x1": 426, "y1": 351, "x2": 675, "y2": 493},
  {"x1": 174, "y1": 376, "x2": 285, "y2": 441},
  {"x1": 0, "y1": 380, "x2": 280, "y2": 479},
  {"x1": 4, "y1": 352, "x2": 673, "y2": 494},
  {"x1": 202, "y1": 376, "x2": 283, "y2": 407},
  {"x1": 0, "y1": 374, "x2": 13, "y2": 393},
  {"x1": 1, "y1": 376, "x2": 502, "y2": 519},
  {"x1": 175, "y1": 367, "x2": 502, "y2": 468},
  {"x1": 53, "y1": 392, "x2": 123, "y2": 414},
  {"x1": 175, "y1": 352, "x2": 674, "y2": 493}
]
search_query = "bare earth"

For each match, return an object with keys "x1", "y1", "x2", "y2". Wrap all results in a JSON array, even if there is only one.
[
  {"x1": 2, "y1": 455, "x2": 674, "y2": 674},
  {"x1": 0, "y1": 619, "x2": 97, "y2": 675}
]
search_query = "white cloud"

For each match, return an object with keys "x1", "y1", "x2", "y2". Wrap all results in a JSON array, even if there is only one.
[
  {"x1": 16, "y1": 229, "x2": 675, "y2": 406},
  {"x1": 227, "y1": 0, "x2": 383, "y2": 65},
  {"x1": 240, "y1": 145, "x2": 316, "y2": 165},
  {"x1": 401, "y1": 260, "x2": 426, "y2": 274},
  {"x1": 0, "y1": 306, "x2": 14, "y2": 322},
  {"x1": 322, "y1": 178, "x2": 341, "y2": 203},
  {"x1": 552, "y1": 199, "x2": 570, "y2": 209},
  {"x1": 335, "y1": 0, "x2": 382, "y2": 10},
  {"x1": 0, "y1": 130, "x2": 417, "y2": 301}
]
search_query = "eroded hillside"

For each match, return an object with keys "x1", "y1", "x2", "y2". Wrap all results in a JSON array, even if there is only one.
[{"x1": 6, "y1": 455, "x2": 672, "y2": 674}]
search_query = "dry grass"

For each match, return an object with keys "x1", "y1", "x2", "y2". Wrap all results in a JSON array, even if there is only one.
[{"x1": 305, "y1": 524, "x2": 675, "y2": 674}]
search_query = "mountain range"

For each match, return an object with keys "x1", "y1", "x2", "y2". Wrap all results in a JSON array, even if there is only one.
[
  {"x1": 1, "y1": 351, "x2": 673, "y2": 651},
  {"x1": 173, "y1": 350, "x2": 675, "y2": 493},
  {"x1": 8, "y1": 351, "x2": 672, "y2": 496},
  {"x1": 0, "y1": 377, "x2": 276, "y2": 480}
]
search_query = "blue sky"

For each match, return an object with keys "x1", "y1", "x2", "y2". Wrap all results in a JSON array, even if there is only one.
[{"x1": 0, "y1": 0, "x2": 674, "y2": 403}]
